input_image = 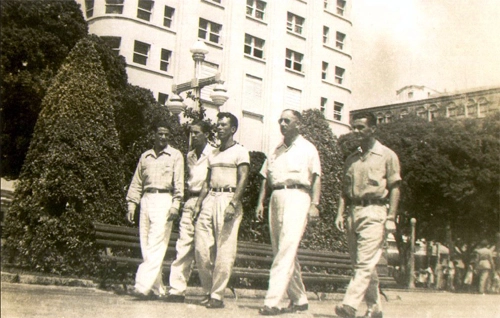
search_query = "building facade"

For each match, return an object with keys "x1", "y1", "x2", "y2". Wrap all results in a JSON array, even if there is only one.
[
  {"x1": 76, "y1": 0, "x2": 352, "y2": 154},
  {"x1": 351, "y1": 86, "x2": 500, "y2": 125}
]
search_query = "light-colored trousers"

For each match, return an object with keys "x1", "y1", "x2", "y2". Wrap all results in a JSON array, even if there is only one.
[
  {"x1": 168, "y1": 197, "x2": 197, "y2": 295},
  {"x1": 194, "y1": 192, "x2": 242, "y2": 301},
  {"x1": 264, "y1": 189, "x2": 310, "y2": 308},
  {"x1": 134, "y1": 192, "x2": 173, "y2": 296},
  {"x1": 343, "y1": 204, "x2": 387, "y2": 311}
]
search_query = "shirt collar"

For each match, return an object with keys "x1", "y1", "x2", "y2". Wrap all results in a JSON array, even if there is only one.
[
  {"x1": 355, "y1": 140, "x2": 384, "y2": 156},
  {"x1": 145, "y1": 145, "x2": 172, "y2": 158},
  {"x1": 277, "y1": 134, "x2": 304, "y2": 150},
  {"x1": 188, "y1": 144, "x2": 214, "y2": 159}
]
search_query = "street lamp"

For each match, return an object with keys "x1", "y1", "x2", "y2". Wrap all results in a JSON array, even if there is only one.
[{"x1": 166, "y1": 40, "x2": 229, "y2": 115}]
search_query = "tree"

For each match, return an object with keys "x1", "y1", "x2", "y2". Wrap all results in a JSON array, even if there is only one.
[
  {"x1": 3, "y1": 36, "x2": 126, "y2": 275},
  {"x1": 1, "y1": 0, "x2": 88, "y2": 179}
]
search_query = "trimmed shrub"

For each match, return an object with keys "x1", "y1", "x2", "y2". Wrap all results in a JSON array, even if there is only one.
[{"x1": 2, "y1": 36, "x2": 126, "y2": 276}]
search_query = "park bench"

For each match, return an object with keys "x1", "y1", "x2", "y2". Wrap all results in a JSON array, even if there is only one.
[{"x1": 94, "y1": 222, "x2": 397, "y2": 297}]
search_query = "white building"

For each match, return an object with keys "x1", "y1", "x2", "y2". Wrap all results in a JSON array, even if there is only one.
[{"x1": 76, "y1": 0, "x2": 352, "y2": 153}]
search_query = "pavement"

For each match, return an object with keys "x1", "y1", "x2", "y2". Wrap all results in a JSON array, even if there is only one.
[{"x1": 1, "y1": 271, "x2": 500, "y2": 318}]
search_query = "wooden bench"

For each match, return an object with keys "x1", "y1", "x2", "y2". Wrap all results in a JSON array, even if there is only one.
[{"x1": 94, "y1": 222, "x2": 397, "y2": 296}]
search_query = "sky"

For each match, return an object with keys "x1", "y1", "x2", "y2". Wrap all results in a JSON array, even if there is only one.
[{"x1": 351, "y1": 0, "x2": 500, "y2": 109}]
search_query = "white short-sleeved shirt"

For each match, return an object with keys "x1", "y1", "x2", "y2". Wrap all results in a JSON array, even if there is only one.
[
  {"x1": 260, "y1": 135, "x2": 321, "y2": 188},
  {"x1": 187, "y1": 144, "x2": 215, "y2": 193},
  {"x1": 208, "y1": 143, "x2": 250, "y2": 188}
]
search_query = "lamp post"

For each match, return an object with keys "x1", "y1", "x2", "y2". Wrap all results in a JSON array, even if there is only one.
[{"x1": 166, "y1": 40, "x2": 229, "y2": 115}]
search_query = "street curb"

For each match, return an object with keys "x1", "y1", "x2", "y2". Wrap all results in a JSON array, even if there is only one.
[{"x1": 1, "y1": 271, "x2": 98, "y2": 288}]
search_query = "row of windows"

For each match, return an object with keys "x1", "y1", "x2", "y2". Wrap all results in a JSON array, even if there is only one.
[
  {"x1": 84, "y1": 1, "x2": 347, "y2": 52},
  {"x1": 321, "y1": 97, "x2": 344, "y2": 121}
]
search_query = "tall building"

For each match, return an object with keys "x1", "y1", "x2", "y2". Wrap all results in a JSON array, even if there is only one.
[
  {"x1": 351, "y1": 85, "x2": 500, "y2": 124},
  {"x1": 76, "y1": 0, "x2": 352, "y2": 153}
]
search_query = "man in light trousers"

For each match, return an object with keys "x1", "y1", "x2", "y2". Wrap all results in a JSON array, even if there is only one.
[
  {"x1": 335, "y1": 112, "x2": 401, "y2": 318},
  {"x1": 255, "y1": 109, "x2": 321, "y2": 316},
  {"x1": 126, "y1": 121, "x2": 184, "y2": 299},
  {"x1": 165, "y1": 121, "x2": 214, "y2": 303},
  {"x1": 194, "y1": 112, "x2": 250, "y2": 309}
]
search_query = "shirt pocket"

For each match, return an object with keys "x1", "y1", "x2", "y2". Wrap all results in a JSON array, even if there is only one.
[
  {"x1": 367, "y1": 166, "x2": 384, "y2": 187},
  {"x1": 287, "y1": 155, "x2": 306, "y2": 173}
]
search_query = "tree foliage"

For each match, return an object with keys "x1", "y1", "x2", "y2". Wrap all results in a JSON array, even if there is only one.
[
  {"x1": 1, "y1": 0, "x2": 88, "y2": 179},
  {"x1": 3, "y1": 36, "x2": 126, "y2": 275}
]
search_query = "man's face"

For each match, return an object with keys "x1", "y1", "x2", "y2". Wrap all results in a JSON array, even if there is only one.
[
  {"x1": 351, "y1": 118, "x2": 375, "y2": 143},
  {"x1": 190, "y1": 124, "x2": 207, "y2": 148},
  {"x1": 154, "y1": 127, "x2": 169, "y2": 149},
  {"x1": 279, "y1": 110, "x2": 300, "y2": 137},
  {"x1": 216, "y1": 117, "x2": 235, "y2": 140}
]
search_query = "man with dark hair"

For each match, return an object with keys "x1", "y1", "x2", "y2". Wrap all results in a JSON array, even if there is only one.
[
  {"x1": 255, "y1": 109, "x2": 321, "y2": 315},
  {"x1": 126, "y1": 121, "x2": 184, "y2": 299},
  {"x1": 193, "y1": 112, "x2": 250, "y2": 309},
  {"x1": 335, "y1": 112, "x2": 401, "y2": 318},
  {"x1": 165, "y1": 120, "x2": 215, "y2": 303}
]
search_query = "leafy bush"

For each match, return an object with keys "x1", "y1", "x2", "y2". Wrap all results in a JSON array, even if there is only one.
[{"x1": 3, "y1": 36, "x2": 126, "y2": 275}]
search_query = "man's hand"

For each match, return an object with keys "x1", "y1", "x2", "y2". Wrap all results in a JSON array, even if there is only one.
[
  {"x1": 385, "y1": 219, "x2": 396, "y2": 233},
  {"x1": 335, "y1": 214, "x2": 344, "y2": 232},
  {"x1": 167, "y1": 207, "x2": 179, "y2": 222},
  {"x1": 255, "y1": 203, "x2": 265, "y2": 222},
  {"x1": 308, "y1": 204, "x2": 320, "y2": 225},
  {"x1": 224, "y1": 202, "x2": 237, "y2": 222},
  {"x1": 192, "y1": 205, "x2": 202, "y2": 223},
  {"x1": 127, "y1": 210, "x2": 135, "y2": 224}
]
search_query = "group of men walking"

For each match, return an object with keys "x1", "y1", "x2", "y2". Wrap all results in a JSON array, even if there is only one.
[{"x1": 126, "y1": 109, "x2": 401, "y2": 318}]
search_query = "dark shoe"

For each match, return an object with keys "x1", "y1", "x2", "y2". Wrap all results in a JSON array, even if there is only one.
[
  {"x1": 280, "y1": 302, "x2": 309, "y2": 313},
  {"x1": 335, "y1": 305, "x2": 356, "y2": 318},
  {"x1": 199, "y1": 295, "x2": 210, "y2": 306},
  {"x1": 362, "y1": 309, "x2": 383, "y2": 318},
  {"x1": 205, "y1": 298, "x2": 224, "y2": 309},
  {"x1": 163, "y1": 294, "x2": 185, "y2": 303},
  {"x1": 258, "y1": 306, "x2": 281, "y2": 316},
  {"x1": 130, "y1": 290, "x2": 161, "y2": 300}
]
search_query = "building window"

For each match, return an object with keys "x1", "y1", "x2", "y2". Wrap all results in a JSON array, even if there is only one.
[
  {"x1": 334, "y1": 102, "x2": 343, "y2": 121},
  {"x1": 408, "y1": 91, "x2": 414, "y2": 99},
  {"x1": 243, "y1": 74, "x2": 263, "y2": 113},
  {"x1": 324, "y1": 0, "x2": 328, "y2": 9},
  {"x1": 479, "y1": 98, "x2": 489, "y2": 115},
  {"x1": 85, "y1": 0, "x2": 94, "y2": 18},
  {"x1": 336, "y1": 0, "x2": 346, "y2": 16},
  {"x1": 377, "y1": 113, "x2": 384, "y2": 124},
  {"x1": 287, "y1": 12, "x2": 305, "y2": 35},
  {"x1": 163, "y1": 6, "x2": 175, "y2": 28},
  {"x1": 385, "y1": 112, "x2": 393, "y2": 123},
  {"x1": 105, "y1": 0, "x2": 124, "y2": 14},
  {"x1": 322, "y1": 62, "x2": 328, "y2": 80},
  {"x1": 429, "y1": 105, "x2": 438, "y2": 120},
  {"x1": 101, "y1": 36, "x2": 121, "y2": 55},
  {"x1": 400, "y1": 109, "x2": 408, "y2": 118},
  {"x1": 336, "y1": 32, "x2": 345, "y2": 50},
  {"x1": 467, "y1": 101, "x2": 477, "y2": 117},
  {"x1": 246, "y1": 0, "x2": 266, "y2": 20},
  {"x1": 133, "y1": 41, "x2": 150, "y2": 65},
  {"x1": 198, "y1": 18, "x2": 222, "y2": 44},
  {"x1": 137, "y1": 0, "x2": 154, "y2": 21},
  {"x1": 199, "y1": 61, "x2": 219, "y2": 100},
  {"x1": 285, "y1": 87, "x2": 302, "y2": 110},
  {"x1": 244, "y1": 34, "x2": 265, "y2": 59},
  {"x1": 320, "y1": 97, "x2": 327, "y2": 114},
  {"x1": 323, "y1": 26, "x2": 329, "y2": 44},
  {"x1": 285, "y1": 49, "x2": 303, "y2": 72},
  {"x1": 158, "y1": 93, "x2": 169, "y2": 105},
  {"x1": 160, "y1": 49, "x2": 172, "y2": 72},
  {"x1": 335, "y1": 66, "x2": 345, "y2": 84},
  {"x1": 416, "y1": 107, "x2": 427, "y2": 119}
]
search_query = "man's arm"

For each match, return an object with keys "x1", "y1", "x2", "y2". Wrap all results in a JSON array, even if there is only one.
[
  {"x1": 126, "y1": 157, "x2": 144, "y2": 224},
  {"x1": 385, "y1": 182, "x2": 401, "y2": 233},
  {"x1": 335, "y1": 194, "x2": 346, "y2": 232},
  {"x1": 308, "y1": 174, "x2": 321, "y2": 224},
  {"x1": 255, "y1": 177, "x2": 267, "y2": 221},
  {"x1": 224, "y1": 163, "x2": 250, "y2": 221}
]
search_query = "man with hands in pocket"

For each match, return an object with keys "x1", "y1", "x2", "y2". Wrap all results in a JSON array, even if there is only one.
[
  {"x1": 334, "y1": 112, "x2": 401, "y2": 318},
  {"x1": 126, "y1": 121, "x2": 184, "y2": 299},
  {"x1": 255, "y1": 109, "x2": 321, "y2": 316}
]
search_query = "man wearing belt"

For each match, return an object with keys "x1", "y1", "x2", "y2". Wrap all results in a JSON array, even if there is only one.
[
  {"x1": 126, "y1": 121, "x2": 184, "y2": 299},
  {"x1": 165, "y1": 121, "x2": 215, "y2": 303},
  {"x1": 255, "y1": 109, "x2": 321, "y2": 316},
  {"x1": 335, "y1": 112, "x2": 401, "y2": 318},
  {"x1": 194, "y1": 112, "x2": 250, "y2": 309}
]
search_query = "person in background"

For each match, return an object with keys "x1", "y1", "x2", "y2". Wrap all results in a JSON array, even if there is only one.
[
  {"x1": 475, "y1": 239, "x2": 495, "y2": 294},
  {"x1": 193, "y1": 112, "x2": 250, "y2": 309},
  {"x1": 126, "y1": 121, "x2": 184, "y2": 299},
  {"x1": 165, "y1": 121, "x2": 215, "y2": 303},
  {"x1": 334, "y1": 112, "x2": 401, "y2": 318}
]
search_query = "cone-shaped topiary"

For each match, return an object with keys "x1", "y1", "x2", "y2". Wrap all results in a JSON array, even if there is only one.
[{"x1": 3, "y1": 36, "x2": 126, "y2": 275}]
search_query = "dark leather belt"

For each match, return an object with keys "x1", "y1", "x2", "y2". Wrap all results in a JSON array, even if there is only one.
[
  {"x1": 185, "y1": 191, "x2": 201, "y2": 198},
  {"x1": 144, "y1": 188, "x2": 172, "y2": 194},
  {"x1": 210, "y1": 187, "x2": 236, "y2": 193},
  {"x1": 350, "y1": 198, "x2": 386, "y2": 207},
  {"x1": 272, "y1": 184, "x2": 308, "y2": 191}
]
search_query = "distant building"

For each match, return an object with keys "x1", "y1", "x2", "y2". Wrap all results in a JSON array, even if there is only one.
[
  {"x1": 75, "y1": 0, "x2": 353, "y2": 154},
  {"x1": 351, "y1": 86, "x2": 500, "y2": 124}
]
